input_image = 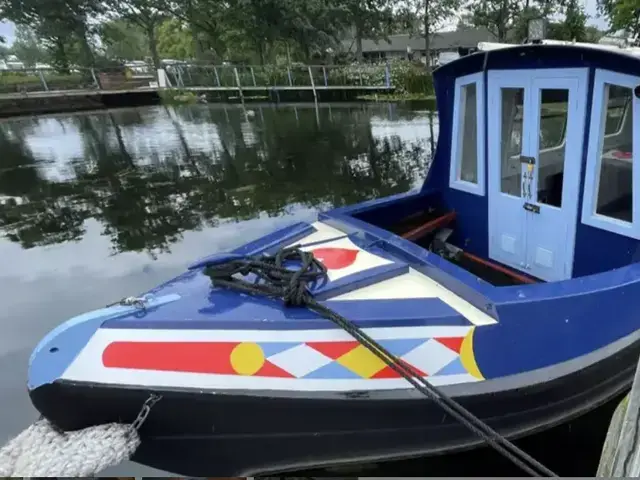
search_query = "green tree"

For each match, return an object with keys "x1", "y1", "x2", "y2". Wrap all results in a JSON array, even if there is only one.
[
  {"x1": 99, "y1": 19, "x2": 148, "y2": 60},
  {"x1": 224, "y1": 0, "x2": 274, "y2": 64},
  {"x1": 156, "y1": 18, "x2": 194, "y2": 60},
  {"x1": 0, "y1": 0, "x2": 102, "y2": 67},
  {"x1": 394, "y1": 0, "x2": 460, "y2": 71},
  {"x1": 597, "y1": 0, "x2": 640, "y2": 40},
  {"x1": 10, "y1": 26, "x2": 47, "y2": 66},
  {"x1": 272, "y1": 0, "x2": 347, "y2": 63},
  {"x1": 421, "y1": 0, "x2": 461, "y2": 71},
  {"x1": 105, "y1": 0, "x2": 166, "y2": 70},
  {"x1": 156, "y1": 0, "x2": 230, "y2": 62},
  {"x1": 337, "y1": 0, "x2": 394, "y2": 61},
  {"x1": 547, "y1": 0, "x2": 588, "y2": 41},
  {"x1": 466, "y1": 0, "x2": 563, "y2": 42}
]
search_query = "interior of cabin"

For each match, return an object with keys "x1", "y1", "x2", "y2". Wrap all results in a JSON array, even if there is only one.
[{"x1": 351, "y1": 50, "x2": 637, "y2": 288}]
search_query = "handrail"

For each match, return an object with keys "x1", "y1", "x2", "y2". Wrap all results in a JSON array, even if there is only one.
[{"x1": 0, "y1": 63, "x2": 395, "y2": 95}]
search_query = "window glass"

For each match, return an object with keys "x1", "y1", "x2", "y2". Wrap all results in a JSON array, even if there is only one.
[
  {"x1": 457, "y1": 83, "x2": 478, "y2": 183},
  {"x1": 604, "y1": 85, "x2": 631, "y2": 135},
  {"x1": 539, "y1": 89, "x2": 568, "y2": 150},
  {"x1": 537, "y1": 89, "x2": 569, "y2": 208},
  {"x1": 595, "y1": 83, "x2": 633, "y2": 222},
  {"x1": 500, "y1": 87, "x2": 525, "y2": 196}
]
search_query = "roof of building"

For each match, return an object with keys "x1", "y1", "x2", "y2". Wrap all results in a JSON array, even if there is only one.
[{"x1": 341, "y1": 28, "x2": 496, "y2": 53}]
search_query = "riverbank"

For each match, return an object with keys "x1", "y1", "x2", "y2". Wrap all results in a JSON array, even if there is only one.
[
  {"x1": 0, "y1": 86, "x2": 403, "y2": 118},
  {"x1": 0, "y1": 89, "x2": 163, "y2": 119}
]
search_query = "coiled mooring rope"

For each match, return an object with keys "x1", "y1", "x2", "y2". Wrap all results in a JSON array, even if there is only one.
[
  {"x1": 203, "y1": 245, "x2": 558, "y2": 477},
  {"x1": 0, "y1": 391, "x2": 161, "y2": 476}
]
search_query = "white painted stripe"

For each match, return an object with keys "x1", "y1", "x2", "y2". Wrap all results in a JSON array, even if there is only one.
[
  {"x1": 289, "y1": 221, "x2": 348, "y2": 247},
  {"x1": 334, "y1": 269, "x2": 497, "y2": 326},
  {"x1": 85, "y1": 325, "x2": 473, "y2": 343}
]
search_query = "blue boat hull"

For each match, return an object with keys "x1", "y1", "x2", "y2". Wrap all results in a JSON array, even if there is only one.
[
  {"x1": 29, "y1": 326, "x2": 637, "y2": 476},
  {"x1": 26, "y1": 208, "x2": 640, "y2": 475}
]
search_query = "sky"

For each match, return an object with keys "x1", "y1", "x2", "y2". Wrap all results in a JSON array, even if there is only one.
[{"x1": 0, "y1": 0, "x2": 609, "y2": 46}]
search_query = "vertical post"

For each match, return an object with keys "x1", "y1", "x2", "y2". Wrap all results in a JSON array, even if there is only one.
[
  {"x1": 358, "y1": 67, "x2": 363, "y2": 86},
  {"x1": 250, "y1": 66, "x2": 257, "y2": 87},
  {"x1": 287, "y1": 67, "x2": 293, "y2": 86},
  {"x1": 384, "y1": 61, "x2": 391, "y2": 88},
  {"x1": 213, "y1": 66, "x2": 221, "y2": 87},
  {"x1": 177, "y1": 67, "x2": 185, "y2": 88},
  {"x1": 38, "y1": 70, "x2": 49, "y2": 91},
  {"x1": 234, "y1": 66, "x2": 245, "y2": 106},
  {"x1": 322, "y1": 66, "x2": 328, "y2": 87},
  {"x1": 91, "y1": 68, "x2": 101, "y2": 90},
  {"x1": 307, "y1": 65, "x2": 317, "y2": 102},
  {"x1": 157, "y1": 68, "x2": 168, "y2": 88}
]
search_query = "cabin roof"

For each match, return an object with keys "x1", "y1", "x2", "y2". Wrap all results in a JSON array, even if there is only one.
[{"x1": 434, "y1": 43, "x2": 640, "y2": 82}]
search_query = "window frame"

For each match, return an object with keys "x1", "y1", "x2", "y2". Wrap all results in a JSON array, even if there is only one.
[
  {"x1": 581, "y1": 68, "x2": 640, "y2": 238},
  {"x1": 449, "y1": 72, "x2": 486, "y2": 196}
]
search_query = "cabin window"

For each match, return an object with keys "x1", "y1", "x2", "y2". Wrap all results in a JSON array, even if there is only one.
[
  {"x1": 500, "y1": 87, "x2": 525, "y2": 197},
  {"x1": 537, "y1": 89, "x2": 569, "y2": 208},
  {"x1": 450, "y1": 72, "x2": 485, "y2": 195},
  {"x1": 604, "y1": 86, "x2": 630, "y2": 136},
  {"x1": 582, "y1": 69, "x2": 639, "y2": 237}
]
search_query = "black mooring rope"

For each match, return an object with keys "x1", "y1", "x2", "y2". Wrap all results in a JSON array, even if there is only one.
[{"x1": 203, "y1": 246, "x2": 557, "y2": 477}]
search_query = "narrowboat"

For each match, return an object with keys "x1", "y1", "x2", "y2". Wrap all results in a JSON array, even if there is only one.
[{"x1": 27, "y1": 43, "x2": 640, "y2": 476}]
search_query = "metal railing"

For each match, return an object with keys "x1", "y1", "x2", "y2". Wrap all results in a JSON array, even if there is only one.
[
  {"x1": 0, "y1": 62, "x2": 393, "y2": 96},
  {"x1": 163, "y1": 63, "x2": 392, "y2": 90},
  {"x1": 0, "y1": 65, "x2": 158, "y2": 95}
]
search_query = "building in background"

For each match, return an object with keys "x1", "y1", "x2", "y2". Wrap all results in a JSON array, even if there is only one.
[{"x1": 341, "y1": 28, "x2": 496, "y2": 66}]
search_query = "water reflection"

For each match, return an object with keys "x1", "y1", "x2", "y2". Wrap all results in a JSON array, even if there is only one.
[{"x1": 0, "y1": 103, "x2": 435, "y2": 258}]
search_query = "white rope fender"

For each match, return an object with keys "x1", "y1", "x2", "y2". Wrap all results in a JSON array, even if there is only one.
[{"x1": 0, "y1": 394, "x2": 161, "y2": 476}]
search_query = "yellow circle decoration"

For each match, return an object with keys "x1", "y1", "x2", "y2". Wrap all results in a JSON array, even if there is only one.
[
  {"x1": 230, "y1": 342, "x2": 265, "y2": 376},
  {"x1": 460, "y1": 328, "x2": 484, "y2": 380}
]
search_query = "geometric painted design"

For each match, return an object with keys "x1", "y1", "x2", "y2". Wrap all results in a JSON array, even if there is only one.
[
  {"x1": 267, "y1": 344, "x2": 333, "y2": 378},
  {"x1": 437, "y1": 357, "x2": 468, "y2": 375},
  {"x1": 310, "y1": 247, "x2": 359, "y2": 270},
  {"x1": 102, "y1": 336, "x2": 470, "y2": 380},
  {"x1": 433, "y1": 336, "x2": 464, "y2": 353},
  {"x1": 298, "y1": 236, "x2": 392, "y2": 282},
  {"x1": 401, "y1": 339, "x2": 459, "y2": 376}
]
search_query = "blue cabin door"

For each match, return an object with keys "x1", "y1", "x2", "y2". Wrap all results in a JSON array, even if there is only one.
[{"x1": 487, "y1": 68, "x2": 588, "y2": 282}]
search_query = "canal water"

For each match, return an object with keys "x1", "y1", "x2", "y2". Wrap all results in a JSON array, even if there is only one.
[{"x1": 0, "y1": 102, "x2": 618, "y2": 476}]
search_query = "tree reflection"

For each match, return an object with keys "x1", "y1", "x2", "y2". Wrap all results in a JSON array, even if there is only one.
[{"x1": 0, "y1": 104, "x2": 432, "y2": 256}]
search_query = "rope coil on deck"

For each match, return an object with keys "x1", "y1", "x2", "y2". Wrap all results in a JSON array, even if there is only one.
[
  {"x1": 0, "y1": 390, "x2": 161, "y2": 475},
  {"x1": 203, "y1": 246, "x2": 559, "y2": 477}
]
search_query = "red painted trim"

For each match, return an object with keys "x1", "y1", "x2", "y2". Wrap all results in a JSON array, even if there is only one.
[
  {"x1": 463, "y1": 252, "x2": 538, "y2": 284},
  {"x1": 401, "y1": 211, "x2": 457, "y2": 241}
]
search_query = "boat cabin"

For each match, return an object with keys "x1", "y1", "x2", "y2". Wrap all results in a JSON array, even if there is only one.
[{"x1": 351, "y1": 43, "x2": 640, "y2": 285}]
